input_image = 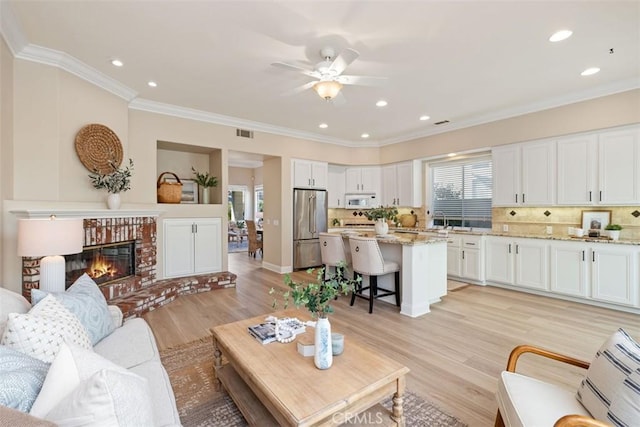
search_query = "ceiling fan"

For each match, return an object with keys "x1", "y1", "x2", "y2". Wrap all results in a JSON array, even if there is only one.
[{"x1": 272, "y1": 47, "x2": 386, "y2": 101}]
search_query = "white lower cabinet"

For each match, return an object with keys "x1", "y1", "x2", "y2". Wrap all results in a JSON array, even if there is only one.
[
  {"x1": 485, "y1": 236, "x2": 548, "y2": 290},
  {"x1": 446, "y1": 235, "x2": 462, "y2": 277},
  {"x1": 164, "y1": 218, "x2": 222, "y2": 278},
  {"x1": 445, "y1": 234, "x2": 485, "y2": 283},
  {"x1": 549, "y1": 241, "x2": 588, "y2": 297},
  {"x1": 591, "y1": 243, "x2": 638, "y2": 306}
]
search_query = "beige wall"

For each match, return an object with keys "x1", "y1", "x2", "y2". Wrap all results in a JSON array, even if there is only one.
[{"x1": 1, "y1": 51, "x2": 639, "y2": 290}]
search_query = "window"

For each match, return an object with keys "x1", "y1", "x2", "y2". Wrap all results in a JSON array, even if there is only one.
[
  {"x1": 254, "y1": 186, "x2": 264, "y2": 227},
  {"x1": 228, "y1": 185, "x2": 249, "y2": 223},
  {"x1": 430, "y1": 157, "x2": 492, "y2": 228}
]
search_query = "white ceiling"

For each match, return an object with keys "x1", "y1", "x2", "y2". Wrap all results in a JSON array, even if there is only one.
[{"x1": 2, "y1": 1, "x2": 639, "y2": 147}]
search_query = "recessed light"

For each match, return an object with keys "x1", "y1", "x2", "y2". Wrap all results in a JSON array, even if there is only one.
[
  {"x1": 419, "y1": 115, "x2": 430, "y2": 121},
  {"x1": 147, "y1": 81, "x2": 158, "y2": 87},
  {"x1": 448, "y1": 153, "x2": 457, "y2": 157},
  {"x1": 319, "y1": 123, "x2": 328, "y2": 129},
  {"x1": 549, "y1": 30, "x2": 573, "y2": 42},
  {"x1": 361, "y1": 133, "x2": 370, "y2": 139},
  {"x1": 111, "y1": 59, "x2": 123, "y2": 67},
  {"x1": 581, "y1": 67, "x2": 600, "y2": 76},
  {"x1": 375, "y1": 100, "x2": 388, "y2": 107}
]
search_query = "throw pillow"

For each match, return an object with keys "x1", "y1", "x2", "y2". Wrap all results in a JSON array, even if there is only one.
[
  {"x1": 576, "y1": 328, "x2": 640, "y2": 425},
  {"x1": 0, "y1": 287, "x2": 31, "y2": 337},
  {"x1": 0, "y1": 345, "x2": 50, "y2": 412},
  {"x1": 1, "y1": 294, "x2": 92, "y2": 363},
  {"x1": 31, "y1": 343, "x2": 155, "y2": 426},
  {"x1": 31, "y1": 273, "x2": 115, "y2": 345}
]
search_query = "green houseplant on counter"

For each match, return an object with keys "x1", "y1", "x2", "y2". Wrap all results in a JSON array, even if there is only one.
[
  {"x1": 365, "y1": 206, "x2": 398, "y2": 235},
  {"x1": 191, "y1": 167, "x2": 218, "y2": 204},
  {"x1": 604, "y1": 224, "x2": 623, "y2": 241},
  {"x1": 88, "y1": 159, "x2": 134, "y2": 210}
]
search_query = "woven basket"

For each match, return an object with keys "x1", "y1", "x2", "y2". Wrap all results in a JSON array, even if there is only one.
[{"x1": 157, "y1": 172, "x2": 183, "y2": 203}]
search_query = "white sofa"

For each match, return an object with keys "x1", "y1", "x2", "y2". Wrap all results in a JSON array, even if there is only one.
[{"x1": 0, "y1": 286, "x2": 181, "y2": 426}]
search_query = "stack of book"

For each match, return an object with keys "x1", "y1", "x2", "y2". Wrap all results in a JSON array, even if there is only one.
[{"x1": 247, "y1": 322, "x2": 276, "y2": 344}]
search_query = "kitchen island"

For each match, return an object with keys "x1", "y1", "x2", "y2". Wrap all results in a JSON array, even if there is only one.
[{"x1": 337, "y1": 231, "x2": 447, "y2": 317}]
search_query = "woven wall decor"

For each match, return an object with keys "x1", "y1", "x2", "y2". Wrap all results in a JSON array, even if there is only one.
[{"x1": 75, "y1": 123, "x2": 123, "y2": 174}]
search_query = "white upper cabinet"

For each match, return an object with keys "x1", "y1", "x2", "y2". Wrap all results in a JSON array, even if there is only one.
[
  {"x1": 557, "y1": 126, "x2": 640, "y2": 205},
  {"x1": 381, "y1": 161, "x2": 422, "y2": 207},
  {"x1": 327, "y1": 165, "x2": 346, "y2": 208},
  {"x1": 492, "y1": 140, "x2": 555, "y2": 206},
  {"x1": 292, "y1": 159, "x2": 328, "y2": 189},
  {"x1": 345, "y1": 167, "x2": 381, "y2": 195}
]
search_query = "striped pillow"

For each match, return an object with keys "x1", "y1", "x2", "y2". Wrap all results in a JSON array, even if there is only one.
[{"x1": 576, "y1": 328, "x2": 640, "y2": 426}]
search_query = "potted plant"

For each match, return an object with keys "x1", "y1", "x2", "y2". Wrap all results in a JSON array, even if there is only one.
[
  {"x1": 270, "y1": 263, "x2": 360, "y2": 369},
  {"x1": 88, "y1": 159, "x2": 134, "y2": 210},
  {"x1": 365, "y1": 206, "x2": 398, "y2": 235},
  {"x1": 191, "y1": 167, "x2": 218, "y2": 204},
  {"x1": 604, "y1": 224, "x2": 623, "y2": 241}
]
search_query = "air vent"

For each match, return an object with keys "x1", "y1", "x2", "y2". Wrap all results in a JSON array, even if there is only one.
[
  {"x1": 434, "y1": 120, "x2": 450, "y2": 126},
  {"x1": 236, "y1": 129, "x2": 254, "y2": 139}
]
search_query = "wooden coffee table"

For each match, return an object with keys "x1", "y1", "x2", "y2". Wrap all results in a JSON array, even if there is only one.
[{"x1": 211, "y1": 311, "x2": 410, "y2": 426}]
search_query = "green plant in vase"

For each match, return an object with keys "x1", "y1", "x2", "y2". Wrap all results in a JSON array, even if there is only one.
[
  {"x1": 604, "y1": 224, "x2": 623, "y2": 241},
  {"x1": 88, "y1": 159, "x2": 134, "y2": 209},
  {"x1": 365, "y1": 206, "x2": 398, "y2": 234},
  {"x1": 191, "y1": 167, "x2": 218, "y2": 204}
]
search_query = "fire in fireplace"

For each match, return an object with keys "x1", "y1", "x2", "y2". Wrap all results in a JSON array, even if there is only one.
[{"x1": 65, "y1": 241, "x2": 135, "y2": 287}]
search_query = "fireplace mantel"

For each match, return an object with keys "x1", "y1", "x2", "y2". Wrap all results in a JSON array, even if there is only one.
[{"x1": 11, "y1": 209, "x2": 164, "y2": 219}]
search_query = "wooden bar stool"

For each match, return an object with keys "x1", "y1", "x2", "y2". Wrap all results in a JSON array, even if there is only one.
[
  {"x1": 319, "y1": 232, "x2": 351, "y2": 280},
  {"x1": 348, "y1": 236, "x2": 400, "y2": 314}
]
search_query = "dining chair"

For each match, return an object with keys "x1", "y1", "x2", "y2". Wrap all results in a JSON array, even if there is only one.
[{"x1": 246, "y1": 220, "x2": 263, "y2": 258}]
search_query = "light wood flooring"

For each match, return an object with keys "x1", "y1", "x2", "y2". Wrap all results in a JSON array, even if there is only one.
[{"x1": 144, "y1": 253, "x2": 640, "y2": 427}]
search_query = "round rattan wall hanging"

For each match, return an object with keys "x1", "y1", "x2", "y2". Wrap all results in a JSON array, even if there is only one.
[{"x1": 75, "y1": 123, "x2": 123, "y2": 174}]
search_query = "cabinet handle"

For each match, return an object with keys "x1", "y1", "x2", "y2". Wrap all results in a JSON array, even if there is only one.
[
  {"x1": 515, "y1": 194, "x2": 518, "y2": 203},
  {"x1": 522, "y1": 193, "x2": 525, "y2": 204},
  {"x1": 589, "y1": 191, "x2": 592, "y2": 202},
  {"x1": 462, "y1": 250, "x2": 465, "y2": 259},
  {"x1": 582, "y1": 250, "x2": 585, "y2": 261},
  {"x1": 515, "y1": 244, "x2": 519, "y2": 254},
  {"x1": 592, "y1": 251, "x2": 595, "y2": 262},
  {"x1": 466, "y1": 242, "x2": 476, "y2": 246},
  {"x1": 508, "y1": 244, "x2": 512, "y2": 254},
  {"x1": 599, "y1": 191, "x2": 602, "y2": 202},
  {"x1": 313, "y1": 178, "x2": 315, "y2": 186}
]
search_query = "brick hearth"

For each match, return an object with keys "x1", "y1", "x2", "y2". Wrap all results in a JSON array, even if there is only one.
[{"x1": 21, "y1": 213, "x2": 235, "y2": 318}]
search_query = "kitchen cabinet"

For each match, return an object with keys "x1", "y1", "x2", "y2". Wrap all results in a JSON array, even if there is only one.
[
  {"x1": 492, "y1": 140, "x2": 555, "y2": 206},
  {"x1": 446, "y1": 234, "x2": 485, "y2": 283},
  {"x1": 557, "y1": 126, "x2": 640, "y2": 205},
  {"x1": 292, "y1": 159, "x2": 328, "y2": 189},
  {"x1": 163, "y1": 218, "x2": 222, "y2": 278},
  {"x1": 549, "y1": 241, "x2": 589, "y2": 297},
  {"x1": 381, "y1": 161, "x2": 422, "y2": 207},
  {"x1": 446, "y1": 235, "x2": 462, "y2": 277},
  {"x1": 345, "y1": 167, "x2": 381, "y2": 195},
  {"x1": 485, "y1": 236, "x2": 548, "y2": 290},
  {"x1": 327, "y1": 165, "x2": 346, "y2": 208}
]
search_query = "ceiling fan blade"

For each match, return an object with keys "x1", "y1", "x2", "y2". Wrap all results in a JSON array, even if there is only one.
[
  {"x1": 271, "y1": 62, "x2": 319, "y2": 78},
  {"x1": 337, "y1": 75, "x2": 388, "y2": 86},
  {"x1": 281, "y1": 81, "x2": 317, "y2": 97},
  {"x1": 327, "y1": 48, "x2": 359, "y2": 75}
]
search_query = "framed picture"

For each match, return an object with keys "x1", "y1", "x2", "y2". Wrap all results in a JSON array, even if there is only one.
[
  {"x1": 581, "y1": 210, "x2": 611, "y2": 231},
  {"x1": 164, "y1": 178, "x2": 198, "y2": 204}
]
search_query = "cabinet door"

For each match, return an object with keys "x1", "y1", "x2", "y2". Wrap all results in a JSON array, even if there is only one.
[
  {"x1": 310, "y1": 161, "x2": 328, "y2": 189},
  {"x1": 549, "y1": 241, "x2": 588, "y2": 297},
  {"x1": 193, "y1": 219, "x2": 222, "y2": 274},
  {"x1": 514, "y1": 238, "x2": 548, "y2": 290},
  {"x1": 293, "y1": 160, "x2": 312, "y2": 188},
  {"x1": 521, "y1": 140, "x2": 555, "y2": 205},
  {"x1": 557, "y1": 135, "x2": 597, "y2": 205},
  {"x1": 598, "y1": 128, "x2": 640, "y2": 204},
  {"x1": 381, "y1": 165, "x2": 397, "y2": 206},
  {"x1": 360, "y1": 167, "x2": 381, "y2": 195},
  {"x1": 591, "y1": 244, "x2": 637, "y2": 306},
  {"x1": 462, "y1": 249, "x2": 482, "y2": 282},
  {"x1": 396, "y1": 161, "x2": 421, "y2": 207},
  {"x1": 164, "y1": 220, "x2": 196, "y2": 278},
  {"x1": 485, "y1": 237, "x2": 514, "y2": 284},
  {"x1": 447, "y1": 246, "x2": 462, "y2": 277},
  {"x1": 345, "y1": 168, "x2": 361, "y2": 193},
  {"x1": 327, "y1": 166, "x2": 346, "y2": 208},
  {"x1": 492, "y1": 146, "x2": 520, "y2": 206}
]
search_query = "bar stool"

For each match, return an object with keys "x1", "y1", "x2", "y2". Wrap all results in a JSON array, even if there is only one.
[
  {"x1": 319, "y1": 232, "x2": 351, "y2": 280},
  {"x1": 348, "y1": 236, "x2": 400, "y2": 314}
]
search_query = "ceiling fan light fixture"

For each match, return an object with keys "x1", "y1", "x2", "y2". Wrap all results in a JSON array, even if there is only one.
[{"x1": 313, "y1": 81, "x2": 343, "y2": 100}]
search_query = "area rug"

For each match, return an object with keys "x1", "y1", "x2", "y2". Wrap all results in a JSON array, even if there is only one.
[
  {"x1": 160, "y1": 337, "x2": 467, "y2": 427},
  {"x1": 228, "y1": 240, "x2": 248, "y2": 253}
]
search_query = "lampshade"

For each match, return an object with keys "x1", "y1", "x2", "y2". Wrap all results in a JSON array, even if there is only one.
[
  {"x1": 313, "y1": 81, "x2": 343, "y2": 100},
  {"x1": 18, "y1": 217, "x2": 84, "y2": 257}
]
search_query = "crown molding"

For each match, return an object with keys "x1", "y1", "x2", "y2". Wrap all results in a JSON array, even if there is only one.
[{"x1": 0, "y1": 0, "x2": 28, "y2": 55}]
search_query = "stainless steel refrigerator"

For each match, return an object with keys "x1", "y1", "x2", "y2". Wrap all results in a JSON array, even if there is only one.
[{"x1": 293, "y1": 188, "x2": 327, "y2": 270}]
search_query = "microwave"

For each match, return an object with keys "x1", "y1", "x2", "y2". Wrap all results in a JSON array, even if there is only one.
[{"x1": 345, "y1": 193, "x2": 377, "y2": 209}]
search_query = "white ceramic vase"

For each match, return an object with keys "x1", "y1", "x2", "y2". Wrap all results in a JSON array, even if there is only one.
[
  {"x1": 107, "y1": 193, "x2": 121, "y2": 210},
  {"x1": 314, "y1": 316, "x2": 333, "y2": 370},
  {"x1": 608, "y1": 230, "x2": 621, "y2": 241},
  {"x1": 374, "y1": 218, "x2": 389, "y2": 236},
  {"x1": 201, "y1": 187, "x2": 210, "y2": 204}
]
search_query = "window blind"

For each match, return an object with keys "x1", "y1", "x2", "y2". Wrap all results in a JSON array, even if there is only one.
[{"x1": 431, "y1": 158, "x2": 492, "y2": 227}]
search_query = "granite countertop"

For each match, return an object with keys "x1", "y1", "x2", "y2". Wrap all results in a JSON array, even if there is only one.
[{"x1": 336, "y1": 230, "x2": 447, "y2": 246}]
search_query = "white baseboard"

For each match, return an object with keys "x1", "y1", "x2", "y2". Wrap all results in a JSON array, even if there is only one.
[{"x1": 262, "y1": 262, "x2": 292, "y2": 274}]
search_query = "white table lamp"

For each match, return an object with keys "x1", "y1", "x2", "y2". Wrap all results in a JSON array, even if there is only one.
[{"x1": 17, "y1": 216, "x2": 84, "y2": 292}]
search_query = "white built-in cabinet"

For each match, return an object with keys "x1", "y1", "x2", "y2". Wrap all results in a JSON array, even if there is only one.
[
  {"x1": 163, "y1": 218, "x2": 222, "y2": 279},
  {"x1": 381, "y1": 161, "x2": 422, "y2": 207},
  {"x1": 485, "y1": 236, "x2": 548, "y2": 290},
  {"x1": 327, "y1": 165, "x2": 346, "y2": 208},
  {"x1": 492, "y1": 140, "x2": 556, "y2": 206},
  {"x1": 445, "y1": 234, "x2": 485, "y2": 283},
  {"x1": 549, "y1": 240, "x2": 638, "y2": 307},
  {"x1": 292, "y1": 159, "x2": 328, "y2": 189},
  {"x1": 345, "y1": 167, "x2": 381, "y2": 195}
]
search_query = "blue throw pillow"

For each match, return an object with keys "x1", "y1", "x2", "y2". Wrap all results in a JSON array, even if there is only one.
[
  {"x1": 0, "y1": 345, "x2": 50, "y2": 412},
  {"x1": 32, "y1": 273, "x2": 115, "y2": 345}
]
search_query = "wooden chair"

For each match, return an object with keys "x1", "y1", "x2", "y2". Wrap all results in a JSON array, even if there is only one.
[{"x1": 246, "y1": 220, "x2": 263, "y2": 258}]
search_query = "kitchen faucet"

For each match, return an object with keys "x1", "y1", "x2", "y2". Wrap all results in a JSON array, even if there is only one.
[{"x1": 433, "y1": 211, "x2": 447, "y2": 229}]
